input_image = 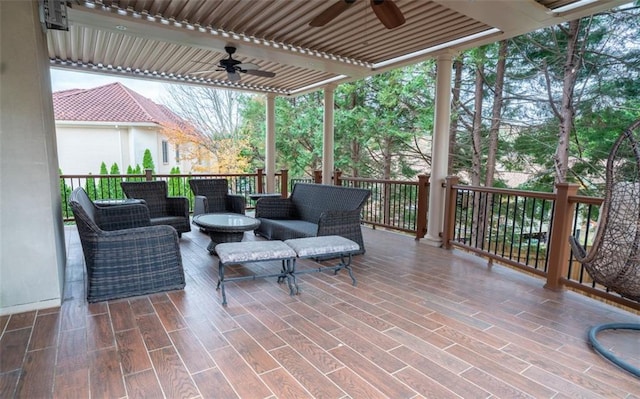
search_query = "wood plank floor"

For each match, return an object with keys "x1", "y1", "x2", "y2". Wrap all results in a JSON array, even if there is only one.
[{"x1": 1, "y1": 225, "x2": 639, "y2": 398}]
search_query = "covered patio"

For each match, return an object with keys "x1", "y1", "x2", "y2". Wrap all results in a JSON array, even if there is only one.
[
  {"x1": 2, "y1": 225, "x2": 639, "y2": 397},
  {"x1": 1, "y1": 0, "x2": 632, "y2": 316},
  {"x1": 2, "y1": 1, "x2": 639, "y2": 395}
]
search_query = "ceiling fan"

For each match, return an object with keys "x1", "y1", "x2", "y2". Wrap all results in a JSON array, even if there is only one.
[
  {"x1": 192, "y1": 46, "x2": 276, "y2": 82},
  {"x1": 309, "y1": 0, "x2": 405, "y2": 29}
]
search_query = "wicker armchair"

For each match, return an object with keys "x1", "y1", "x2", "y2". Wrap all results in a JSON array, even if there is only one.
[
  {"x1": 189, "y1": 178, "x2": 246, "y2": 216},
  {"x1": 69, "y1": 187, "x2": 185, "y2": 303},
  {"x1": 121, "y1": 180, "x2": 191, "y2": 237}
]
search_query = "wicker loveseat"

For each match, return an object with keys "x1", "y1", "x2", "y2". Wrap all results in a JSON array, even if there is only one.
[
  {"x1": 70, "y1": 187, "x2": 185, "y2": 302},
  {"x1": 254, "y1": 183, "x2": 371, "y2": 254},
  {"x1": 121, "y1": 180, "x2": 191, "y2": 237}
]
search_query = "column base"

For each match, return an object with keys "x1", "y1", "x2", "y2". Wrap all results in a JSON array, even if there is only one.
[{"x1": 424, "y1": 234, "x2": 443, "y2": 247}]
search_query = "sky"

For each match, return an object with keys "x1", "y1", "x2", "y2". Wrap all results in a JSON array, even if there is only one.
[{"x1": 50, "y1": 68, "x2": 170, "y2": 102}]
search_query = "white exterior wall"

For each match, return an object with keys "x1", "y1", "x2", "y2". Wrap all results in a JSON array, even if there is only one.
[
  {"x1": 1, "y1": 1, "x2": 66, "y2": 315},
  {"x1": 130, "y1": 126, "x2": 157, "y2": 171},
  {"x1": 56, "y1": 124, "x2": 126, "y2": 174},
  {"x1": 56, "y1": 123, "x2": 186, "y2": 175}
]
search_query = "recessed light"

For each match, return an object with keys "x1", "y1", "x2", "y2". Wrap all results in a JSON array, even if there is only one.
[{"x1": 115, "y1": 25, "x2": 127, "y2": 31}]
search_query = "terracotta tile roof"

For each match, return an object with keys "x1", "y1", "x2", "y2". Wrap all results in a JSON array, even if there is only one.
[{"x1": 52, "y1": 82, "x2": 183, "y2": 126}]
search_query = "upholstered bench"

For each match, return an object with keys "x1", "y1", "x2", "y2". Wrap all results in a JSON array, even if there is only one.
[
  {"x1": 284, "y1": 235, "x2": 360, "y2": 293},
  {"x1": 214, "y1": 235, "x2": 360, "y2": 305},
  {"x1": 215, "y1": 241, "x2": 297, "y2": 305}
]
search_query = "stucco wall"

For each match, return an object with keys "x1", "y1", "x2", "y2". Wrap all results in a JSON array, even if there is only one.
[
  {"x1": 57, "y1": 124, "x2": 127, "y2": 174},
  {"x1": 1, "y1": 1, "x2": 66, "y2": 314},
  {"x1": 56, "y1": 123, "x2": 186, "y2": 175}
]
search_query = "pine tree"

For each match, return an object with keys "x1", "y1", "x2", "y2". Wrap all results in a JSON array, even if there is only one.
[
  {"x1": 142, "y1": 149, "x2": 155, "y2": 173},
  {"x1": 128, "y1": 164, "x2": 143, "y2": 181},
  {"x1": 110, "y1": 163, "x2": 122, "y2": 198},
  {"x1": 85, "y1": 174, "x2": 97, "y2": 200},
  {"x1": 97, "y1": 162, "x2": 109, "y2": 199},
  {"x1": 59, "y1": 168, "x2": 72, "y2": 219},
  {"x1": 168, "y1": 167, "x2": 182, "y2": 196}
]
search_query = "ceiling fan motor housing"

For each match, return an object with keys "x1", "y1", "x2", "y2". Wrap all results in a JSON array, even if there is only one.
[{"x1": 220, "y1": 46, "x2": 242, "y2": 72}]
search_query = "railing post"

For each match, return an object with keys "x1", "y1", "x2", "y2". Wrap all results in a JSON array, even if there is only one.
[
  {"x1": 415, "y1": 174, "x2": 430, "y2": 240},
  {"x1": 313, "y1": 170, "x2": 322, "y2": 184},
  {"x1": 145, "y1": 169, "x2": 153, "y2": 181},
  {"x1": 442, "y1": 176, "x2": 459, "y2": 249},
  {"x1": 545, "y1": 182, "x2": 579, "y2": 291},
  {"x1": 280, "y1": 169, "x2": 288, "y2": 197},
  {"x1": 334, "y1": 170, "x2": 342, "y2": 186},
  {"x1": 256, "y1": 168, "x2": 264, "y2": 193}
]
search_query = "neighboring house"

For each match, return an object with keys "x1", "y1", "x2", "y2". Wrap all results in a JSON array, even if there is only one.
[{"x1": 53, "y1": 82, "x2": 211, "y2": 175}]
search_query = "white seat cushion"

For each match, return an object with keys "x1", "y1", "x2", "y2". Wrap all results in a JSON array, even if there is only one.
[
  {"x1": 285, "y1": 235, "x2": 359, "y2": 258},
  {"x1": 216, "y1": 241, "x2": 296, "y2": 264}
]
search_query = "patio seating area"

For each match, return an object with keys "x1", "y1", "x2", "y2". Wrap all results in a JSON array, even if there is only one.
[{"x1": 1, "y1": 225, "x2": 639, "y2": 398}]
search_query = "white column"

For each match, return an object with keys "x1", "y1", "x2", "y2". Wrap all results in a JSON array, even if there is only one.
[
  {"x1": 1, "y1": 1, "x2": 66, "y2": 314},
  {"x1": 322, "y1": 85, "x2": 335, "y2": 185},
  {"x1": 265, "y1": 93, "x2": 276, "y2": 192},
  {"x1": 425, "y1": 53, "x2": 454, "y2": 247}
]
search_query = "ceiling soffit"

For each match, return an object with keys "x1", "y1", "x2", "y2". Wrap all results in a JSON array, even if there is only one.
[{"x1": 47, "y1": 0, "x2": 629, "y2": 96}]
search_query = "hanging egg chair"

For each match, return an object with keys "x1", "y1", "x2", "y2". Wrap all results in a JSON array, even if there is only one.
[{"x1": 569, "y1": 119, "x2": 640, "y2": 377}]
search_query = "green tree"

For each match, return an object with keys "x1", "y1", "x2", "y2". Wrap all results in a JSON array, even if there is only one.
[
  {"x1": 167, "y1": 166, "x2": 186, "y2": 197},
  {"x1": 85, "y1": 174, "x2": 97, "y2": 200},
  {"x1": 236, "y1": 6, "x2": 640, "y2": 191},
  {"x1": 509, "y1": 6, "x2": 640, "y2": 188},
  {"x1": 97, "y1": 162, "x2": 109, "y2": 199},
  {"x1": 126, "y1": 164, "x2": 144, "y2": 181},
  {"x1": 142, "y1": 149, "x2": 155, "y2": 173},
  {"x1": 59, "y1": 169, "x2": 72, "y2": 219},
  {"x1": 110, "y1": 163, "x2": 123, "y2": 198},
  {"x1": 240, "y1": 62, "x2": 437, "y2": 181}
]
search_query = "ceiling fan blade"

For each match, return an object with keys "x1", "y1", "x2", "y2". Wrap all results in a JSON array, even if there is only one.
[
  {"x1": 227, "y1": 71, "x2": 241, "y2": 82},
  {"x1": 244, "y1": 69, "x2": 276, "y2": 78},
  {"x1": 237, "y1": 62, "x2": 260, "y2": 70},
  {"x1": 309, "y1": 0, "x2": 353, "y2": 27},
  {"x1": 371, "y1": 0, "x2": 405, "y2": 29}
]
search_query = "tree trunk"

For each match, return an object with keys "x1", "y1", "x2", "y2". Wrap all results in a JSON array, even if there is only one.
[
  {"x1": 555, "y1": 19, "x2": 582, "y2": 184},
  {"x1": 383, "y1": 136, "x2": 392, "y2": 226},
  {"x1": 485, "y1": 40, "x2": 508, "y2": 187},
  {"x1": 348, "y1": 89, "x2": 361, "y2": 177},
  {"x1": 448, "y1": 57, "x2": 463, "y2": 175},
  {"x1": 471, "y1": 58, "x2": 484, "y2": 187},
  {"x1": 471, "y1": 52, "x2": 485, "y2": 248}
]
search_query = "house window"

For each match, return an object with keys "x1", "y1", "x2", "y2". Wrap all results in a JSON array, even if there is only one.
[
  {"x1": 162, "y1": 140, "x2": 169, "y2": 164},
  {"x1": 175, "y1": 145, "x2": 180, "y2": 163}
]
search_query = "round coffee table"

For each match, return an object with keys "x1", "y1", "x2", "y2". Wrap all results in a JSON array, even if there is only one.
[{"x1": 192, "y1": 213, "x2": 261, "y2": 254}]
